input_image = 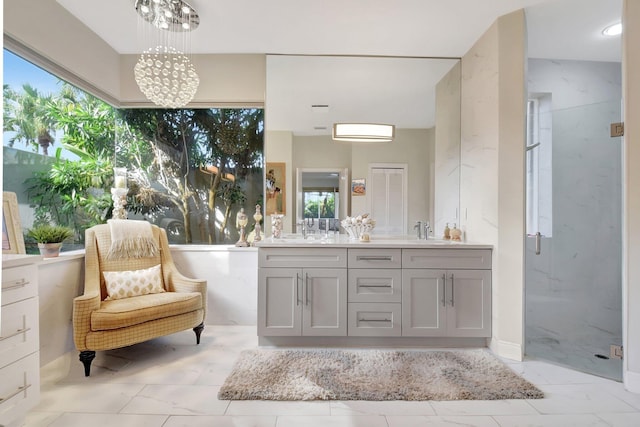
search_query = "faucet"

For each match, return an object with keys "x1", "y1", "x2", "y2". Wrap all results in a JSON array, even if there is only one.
[
  {"x1": 297, "y1": 221, "x2": 307, "y2": 239},
  {"x1": 414, "y1": 221, "x2": 424, "y2": 239},
  {"x1": 423, "y1": 221, "x2": 432, "y2": 240},
  {"x1": 414, "y1": 221, "x2": 432, "y2": 240}
]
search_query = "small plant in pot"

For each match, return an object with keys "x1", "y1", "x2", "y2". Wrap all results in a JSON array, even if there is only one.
[{"x1": 27, "y1": 224, "x2": 74, "y2": 258}]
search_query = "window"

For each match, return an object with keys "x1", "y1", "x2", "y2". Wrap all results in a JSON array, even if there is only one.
[{"x1": 3, "y1": 50, "x2": 264, "y2": 251}]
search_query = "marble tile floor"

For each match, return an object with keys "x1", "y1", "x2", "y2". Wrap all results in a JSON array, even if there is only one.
[{"x1": 25, "y1": 325, "x2": 640, "y2": 427}]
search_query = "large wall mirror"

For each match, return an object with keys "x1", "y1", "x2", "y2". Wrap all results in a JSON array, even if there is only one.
[{"x1": 265, "y1": 55, "x2": 461, "y2": 236}]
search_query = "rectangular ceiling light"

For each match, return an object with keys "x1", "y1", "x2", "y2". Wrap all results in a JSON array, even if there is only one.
[{"x1": 332, "y1": 123, "x2": 395, "y2": 142}]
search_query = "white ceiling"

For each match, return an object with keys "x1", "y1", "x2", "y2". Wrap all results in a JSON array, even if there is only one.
[{"x1": 54, "y1": 0, "x2": 622, "y2": 134}]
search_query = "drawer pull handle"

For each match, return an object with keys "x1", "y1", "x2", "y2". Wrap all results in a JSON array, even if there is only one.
[
  {"x1": 356, "y1": 256, "x2": 393, "y2": 261},
  {"x1": 359, "y1": 284, "x2": 392, "y2": 288},
  {"x1": 359, "y1": 318, "x2": 391, "y2": 323},
  {"x1": 0, "y1": 384, "x2": 32, "y2": 403},
  {"x1": 0, "y1": 327, "x2": 31, "y2": 341},
  {"x1": 296, "y1": 273, "x2": 302, "y2": 306},
  {"x1": 2, "y1": 278, "x2": 30, "y2": 291},
  {"x1": 441, "y1": 274, "x2": 446, "y2": 307},
  {"x1": 305, "y1": 272, "x2": 310, "y2": 306}
]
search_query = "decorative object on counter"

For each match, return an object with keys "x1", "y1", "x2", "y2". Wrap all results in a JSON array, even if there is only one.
[
  {"x1": 111, "y1": 167, "x2": 129, "y2": 220},
  {"x1": 414, "y1": 220, "x2": 431, "y2": 240},
  {"x1": 251, "y1": 204, "x2": 263, "y2": 245},
  {"x1": 27, "y1": 224, "x2": 74, "y2": 258},
  {"x1": 450, "y1": 223, "x2": 462, "y2": 241},
  {"x1": 443, "y1": 223, "x2": 451, "y2": 240},
  {"x1": 218, "y1": 348, "x2": 543, "y2": 401},
  {"x1": 235, "y1": 208, "x2": 249, "y2": 247},
  {"x1": 341, "y1": 213, "x2": 376, "y2": 240},
  {"x1": 271, "y1": 213, "x2": 284, "y2": 239}
]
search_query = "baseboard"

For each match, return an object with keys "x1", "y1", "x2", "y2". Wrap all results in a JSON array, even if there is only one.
[
  {"x1": 624, "y1": 369, "x2": 640, "y2": 394},
  {"x1": 490, "y1": 338, "x2": 523, "y2": 361}
]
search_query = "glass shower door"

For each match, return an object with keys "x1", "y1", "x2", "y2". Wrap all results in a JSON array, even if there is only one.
[{"x1": 524, "y1": 97, "x2": 623, "y2": 381}]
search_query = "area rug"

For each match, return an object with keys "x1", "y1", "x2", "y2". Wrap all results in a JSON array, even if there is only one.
[{"x1": 217, "y1": 349, "x2": 544, "y2": 401}]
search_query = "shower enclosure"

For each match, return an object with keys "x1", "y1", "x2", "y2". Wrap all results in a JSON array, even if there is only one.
[{"x1": 524, "y1": 58, "x2": 623, "y2": 380}]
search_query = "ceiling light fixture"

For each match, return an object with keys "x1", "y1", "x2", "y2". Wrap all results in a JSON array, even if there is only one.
[
  {"x1": 602, "y1": 22, "x2": 622, "y2": 36},
  {"x1": 133, "y1": 0, "x2": 200, "y2": 108},
  {"x1": 332, "y1": 123, "x2": 395, "y2": 143}
]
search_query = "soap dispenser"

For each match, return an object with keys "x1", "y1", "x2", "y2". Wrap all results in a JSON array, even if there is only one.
[
  {"x1": 443, "y1": 223, "x2": 451, "y2": 240},
  {"x1": 450, "y1": 223, "x2": 462, "y2": 241}
]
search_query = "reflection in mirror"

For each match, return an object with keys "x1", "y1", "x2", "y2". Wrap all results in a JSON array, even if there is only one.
[
  {"x1": 296, "y1": 168, "x2": 349, "y2": 236},
  {"x1": 266, "y1": 55, "x2": 461, "y2": 236}
]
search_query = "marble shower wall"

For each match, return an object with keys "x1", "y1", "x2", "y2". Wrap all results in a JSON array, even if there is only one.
[{"x1": 525, "y1": 58, "x2": 623, "y2": 380}]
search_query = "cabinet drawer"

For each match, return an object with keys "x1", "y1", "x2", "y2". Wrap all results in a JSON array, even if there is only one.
[
  {"x1": 348, "y1": 269, "x2": 401, "y2": 303},
  {"x1": 348, "y1": 248, "x2": 402, "y2": 269},
  {"x1": 0, "y1": 297, "x2": 39, "y2": 369},
  {"x1": 402, "y1": 249, "x2": 492, "y2": 270},
  {"x1": 348, "y1": 303, "x2": 401, "y2": 336},
  {"x1": 1, "y1": 265, "x2": 38, "y2": 306},
  {"x1": 259, "y1": 248, "x2": 347, "y2": 268},
  {"x1": 0, "y1": 351, "x2": 40, "y2": 426}
]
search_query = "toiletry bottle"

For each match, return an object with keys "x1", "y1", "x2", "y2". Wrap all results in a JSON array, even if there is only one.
[
  {"x1": 443, "y1": 223, "x2": 450, "y2": 240},
  {"x1": 450, "y1": 223, "x2": 462, "y2": 241}
]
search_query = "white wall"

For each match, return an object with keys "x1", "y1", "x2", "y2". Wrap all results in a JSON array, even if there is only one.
[
  {"x1": 460, "y1": 10, "x2": 526, "y2": 360},
  {"x1": 623, "y1": 0, "x2": 640, "y2": 393}
]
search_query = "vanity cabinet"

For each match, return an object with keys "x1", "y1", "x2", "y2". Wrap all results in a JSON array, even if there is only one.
[
  {"x1": 402, "y1": 249, "x2": 492, "y2": 337},
  {"x1": 1, "y1": 256, "x2": 41, "y2": 427},
  {"x1": 258, "y1": 248, "x2": 348, "y2": 336},
  {"x1": 257, "y1": 243, "x2": 492, "y2": 343}
]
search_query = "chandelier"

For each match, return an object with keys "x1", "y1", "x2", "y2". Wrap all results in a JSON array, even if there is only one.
[{"x1": 134, "y1": 0, "x2": 200, "y2": 108}]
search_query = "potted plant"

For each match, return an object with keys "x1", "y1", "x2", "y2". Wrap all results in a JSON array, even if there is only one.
[{"x1": 27, "y1": 224, "x2": 74, "y2": 258}]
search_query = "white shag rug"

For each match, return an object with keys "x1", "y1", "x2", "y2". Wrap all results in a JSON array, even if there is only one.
[{"x1": 217, "y1": 349, "x2": 544, "y2": 401}]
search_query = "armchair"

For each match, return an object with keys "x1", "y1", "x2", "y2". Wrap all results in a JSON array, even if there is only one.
[{"x1": 73, "y1": 222, "x2": 206, "y2": 376}]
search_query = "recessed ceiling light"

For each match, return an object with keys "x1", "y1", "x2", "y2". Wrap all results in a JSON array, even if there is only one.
[{"x1": 603, "y1": 22, "x2": 622, "y2": 36}]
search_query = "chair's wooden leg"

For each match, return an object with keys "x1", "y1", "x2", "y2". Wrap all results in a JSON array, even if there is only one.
[
  {"x1": 79, "y1": 351, "x2": 96, "y2": 377},
  {"x1": 193, "y1": 323, "x2": 204, "y2": 344}
]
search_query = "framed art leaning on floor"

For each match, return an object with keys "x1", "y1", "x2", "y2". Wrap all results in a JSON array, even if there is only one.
[{"x1": 2, "y1": 191, "x2": 25, "y2": 254}]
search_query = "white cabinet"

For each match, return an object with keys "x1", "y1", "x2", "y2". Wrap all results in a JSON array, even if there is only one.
[
  {"x1": 402, "y1": 249, "x2": 492, "y2": 337},
  {"x1": 1, "y1": 255, "x2": 41, "y2": 427},
  {"x1": 258, "y1": 249, "x2": 347, "y2": 336}
]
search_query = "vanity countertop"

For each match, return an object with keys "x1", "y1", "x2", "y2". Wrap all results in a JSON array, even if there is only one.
[{"x1": 254, "y1": 235, "x2": 492, "y2": 249}]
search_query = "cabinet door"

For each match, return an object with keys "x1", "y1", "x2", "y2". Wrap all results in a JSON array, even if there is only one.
[
  {"x1": 446, "y1": 269, "x2": 491, "y2": 337},
  {"x1": 302, "y1": 268, "x2": 347, "y2": 336},
  {"x1": 258, "y1": 268, "x2": 302, "y2": 336},
  {"x1": 402, "y1": 269, "x2": 447, "y2": 336}
]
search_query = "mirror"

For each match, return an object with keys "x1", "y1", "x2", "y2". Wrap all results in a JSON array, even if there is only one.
[
  {"x1": 296, "y1": 168, "x2": 349, "y2": 235},
  {"x1": 266, "y1": 55, "x2": 461, "y2": 236}
]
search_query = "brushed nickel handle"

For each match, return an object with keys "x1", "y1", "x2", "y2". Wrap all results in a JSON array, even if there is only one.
[
  {"x1": 450, "y1": 273, "x2": 455, "y2": 307},
  {"x1": 0, "y1": 327, "x2": 31, "y2": 342},
  {"x1": 0, "y1": 384, "x2": 31, "y2": 402},
  {"x1": 357, "y1": 256, "x2": 392, "y2": 261},
  {"x1": 305, "y1": 272, "x2": 310, "y2": 305},
  {"x1": 359, "y1": 318, "x2": 392, "y2": 323},
  {"x1": 441, "y1": 273, "x2": 446, "y2": 307},
  {"x1": 296, "y1": 273, "x2": 301, "y2": 306},
  {"x1": 535, "y1": 232, "x2": 542, "y2": 255},
  {"x1": 360, "y1": 284, "x2": 392, "y2": 288},
  {"x1": 2, "y1": 278, "x2": 30, "y2": 291}
]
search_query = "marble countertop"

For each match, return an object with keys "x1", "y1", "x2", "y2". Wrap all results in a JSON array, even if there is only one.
[{"x1": 254, "y1": 235, "x2": 492, "y2": 249}]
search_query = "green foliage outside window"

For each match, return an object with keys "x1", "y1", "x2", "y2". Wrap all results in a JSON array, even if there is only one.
[{"x1": 3, "y1": 62, "x2": 264, "y2": 248}]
